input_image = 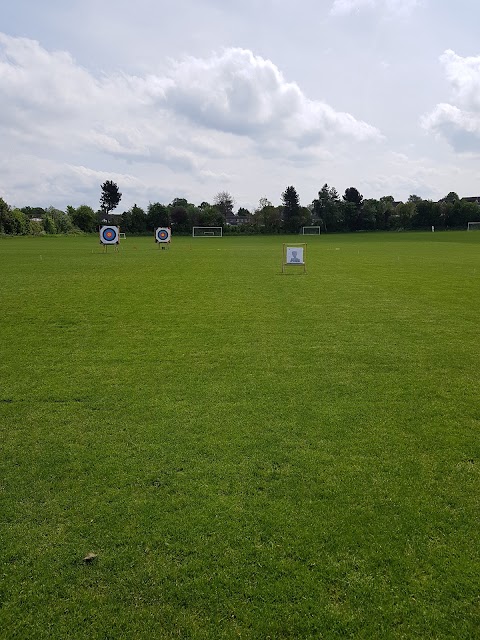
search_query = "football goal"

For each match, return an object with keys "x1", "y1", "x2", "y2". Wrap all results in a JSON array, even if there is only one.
[
  {"x1": 302, "y1": 226, "x2": 321, "y2": 235},
  {"x1": 119, "y1": 232, "x2": 126, "y2": 239},
  {"x1": 467, "y1": 222, "x2": 480, "y2": 231},
  {"x1": 192, "y1": 227, "x2": 223, "y2": 237}
]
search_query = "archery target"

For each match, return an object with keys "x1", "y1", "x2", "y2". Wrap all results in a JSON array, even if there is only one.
[
  {"x1": 286, "y1": 247, "x2": 304, "y2": 264},
  {"x1": 155, "y1": 227, "x2": 171, "y2": 243},
  {"x1": 100, "y1": 226, "x2": 120, "y2": 244}
]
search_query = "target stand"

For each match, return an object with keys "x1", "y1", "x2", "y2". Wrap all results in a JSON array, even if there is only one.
[
  {"x1": 282, "y1": 243, "x2": 307, "y2": 274},
  {"x1": 155, "y1": 227, "x2": 171, "y2": 249},
  {"x1": 100, "y1": 226, "x2": 120, "y2": 252}
]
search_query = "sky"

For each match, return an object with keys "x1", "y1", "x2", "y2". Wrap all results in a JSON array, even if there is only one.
[{"x1": 2, "y1": 0, "x2": 480, "y2": 212}]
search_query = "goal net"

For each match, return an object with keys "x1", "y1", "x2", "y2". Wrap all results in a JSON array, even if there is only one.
[
  {"x1": 302, "y1": 226, "x2": 321, "y2": 235},
  {"x1": 192, "y1": 227, "x2": 223, "y2": 237},
  {"x1": 467, "y1": 222, "x2": 480, "y2": 231}
]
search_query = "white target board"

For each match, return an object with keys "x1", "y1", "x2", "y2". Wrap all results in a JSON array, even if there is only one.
[
  {"x1": 282, "y1": 243, "x2": 306, "y2": 274},
  {"x1": 286, "y1": 246, "x2": 304, "y2": 264},
  {"x1": 100, "y1": 226, "x2": 120, "y2": 244},
  {"x1": 155, "y1": 227, "x2": 171, "y2": 243}
]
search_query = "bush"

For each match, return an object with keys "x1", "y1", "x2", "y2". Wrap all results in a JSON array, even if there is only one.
[
  {"x1": 47, "y1": 207, "x2": 73, "y2": 234},
  {"x1": 29, "y1": 220, "x2": 44, "y2": 236},
  {"x1": 1, "y1": 208, "x2": 29, "y2": 235},
  {"x1": 69, "y1": 205, "x2": 97, "y2": 233},
  {"x1": 43, "y1": 215, "x2": 57, "y2": 234}
]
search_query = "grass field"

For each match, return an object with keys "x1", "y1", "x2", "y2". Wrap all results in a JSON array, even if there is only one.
[{"x1": 1, "y1": 232, "x2": 479, "y2": 639}]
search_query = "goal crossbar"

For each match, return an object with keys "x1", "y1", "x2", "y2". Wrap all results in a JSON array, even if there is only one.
[
  {"x1": 302, "y1": 226, "x2": 321, "y2": 235},
  {"x1": 192, "y1": 226, "x2": 223, "y2": 237}
]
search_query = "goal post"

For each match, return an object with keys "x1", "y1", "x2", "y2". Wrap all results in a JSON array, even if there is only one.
[
  {"x1": 467, "y1": 222, "x2": 480, "y2": 231},
  {"x1": 192, "y1": 226, "x2": 223, "y2": 237},
  {"x1": 302, "y1": 226, "x2": 321, "y2": 235}
]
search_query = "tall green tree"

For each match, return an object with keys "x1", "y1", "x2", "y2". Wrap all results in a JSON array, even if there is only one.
[
  {"x1": 170, "y1": 203, "x2": 190, "y2": 233},
  {"x1": 147, "y1": 203, "x2": 170, "y2": 230},
  {"x1": 0, "y1": 200, "x2": 29, "y2": 235},
  {"x1": 342, "y1": 187, "x2": 364, "y2": 231},
  {"x1": 312, "y1": 184, "x2": 341, "y2": 232},
  {"x1": 43, "y1": 215, "x2": 57, "y2": 234},
  {"x1": 379, "y1": 196, "x2": 396, "y2": 230},
  {"x1": 163, "y1": 198, "x2": 199, "y2": 233},
  {"x1": 263, "y1": 207, "x2": 283, "y2": 233},
  {"x1": 100, "y1": 181, "x2": 122, "y2": 220},
  {"x1": 411, "y1": 200, "x2": 443, "y2": 229},
  {"x1": 0, "y1": 197, "x2": 10, "y2": 234},
  {"x1": 343, "y1": 187, "x2": 363, "y2": 206},
  {"x1": 281, "y1": 185, "x2": 301, "y2": 233},
  {"x1": 394, "y1": 202, "x2": 416, "y2": 229},
  {"x1": 340, "y1": 201, "x2": 359, "y2": 232},
  {"x1": 251, "y1": 198, "x2": 281, "y2": 233},
  {"x1": 408, "y1": 194, "x2": 422, "y2": 205},
  {"x1": 456, "y1": 200, "x2": 480, "y2": 227},
  {"x1": 197, "y1": 205, "x2": 223, "y2": 227},
  {"x1": 46, "y1": 206, "x2": 73, "y2": 233},
  {"x1": 361, "y1": 199, "x2": 380, "y2": 230},
  {"x1": 442, "y1": 191, "x2": 460, "y2": 204},
  {"x1": 129, "y1": 204, "x2": 147, "y2": 233},
  {"x1": 214, "y1": 191, "x2": 234, "y2": 221},
  {"x1": 70, "y1": 205, "x2": 97, "y2": 232}
]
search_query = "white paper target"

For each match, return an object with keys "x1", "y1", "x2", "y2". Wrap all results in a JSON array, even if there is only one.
[{"x1": 286, "y1": 247, "x2": 304, "y2": 264}]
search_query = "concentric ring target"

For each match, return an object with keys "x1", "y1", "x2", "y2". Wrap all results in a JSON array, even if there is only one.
[
  {"x1": 100, "y1": 226, "x2": 119, "y2": 244},
  {"x1": 155, "y1": 227, "x2": 171, "y2": 243}
]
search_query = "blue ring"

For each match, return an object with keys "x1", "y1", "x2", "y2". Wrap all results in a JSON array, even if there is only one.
[{"x1": 102, "y1": 227, "x2": 117, "y2": 242}]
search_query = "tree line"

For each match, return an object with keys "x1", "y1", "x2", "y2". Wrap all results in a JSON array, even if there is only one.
[{"x1": 1, "y1": 183, "x2": 479, "y2": 237}]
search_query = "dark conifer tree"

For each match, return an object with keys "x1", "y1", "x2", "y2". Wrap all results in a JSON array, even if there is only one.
[
  {"x1": 100, "y1": 181, "x2": 122, "y2": 221},
  {"x1": 281, "y1": 185, "x2": 301, "y2": 233}
]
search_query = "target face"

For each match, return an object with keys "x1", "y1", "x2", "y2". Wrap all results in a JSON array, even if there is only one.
[
  {"x1": 155, "y1": 227, "x2": 171, "y2": 243},
  {"x1": 100, "y1": 226, "x2": 119, "y2": 244},
  {"x1": 286, "y1": 247, "x2": 304, "y2": 264}
]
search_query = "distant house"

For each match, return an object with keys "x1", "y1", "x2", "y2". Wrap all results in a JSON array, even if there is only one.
[
  {"x1": 31, "y1": 218, "x2": 43, "y2": 223},
  {"x1": 225, "y1": 212, "x2": 251, "y2": 226},
  {"x1": 236, "y1": 213, "x2": 251, "y2": 225}
]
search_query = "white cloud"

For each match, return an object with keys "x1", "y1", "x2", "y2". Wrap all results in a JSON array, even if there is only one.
[
  {"x1": 438, "y1": 49, "x2": 480, "y2": 109},
  {"x1": 358, "y1": 150, "x2": 477, "y2": 201},
  {"x1": 330, "y1": 0, "x2": 420, "y2": 16},
  {"x1": 162, "y1": 48, "x2": 381, "y2": 145},
  {"x1": 0, "y1": 34, "x2": 381, "y2": 166},
  {"x1": 422, "y1": 50, "x2": 480, "y2": 152},
  {"x1": 4, "y1": 0, "x2": 480, "y2": 211},
  {"x1": 0, "y1": 154, "x2": 144, "y2": 206},
  {"x1": 0, "y1": 32, "x2": 386, "y2": 208}
]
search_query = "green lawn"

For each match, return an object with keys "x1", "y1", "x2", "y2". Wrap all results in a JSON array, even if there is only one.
[{"x1": 1, "y1": 232, "x2": 479, "y2": 639}]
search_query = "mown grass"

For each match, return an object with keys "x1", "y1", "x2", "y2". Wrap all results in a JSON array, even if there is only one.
[{"x1": 1, "y1": 232, "x2": 479, "y2": 639}]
